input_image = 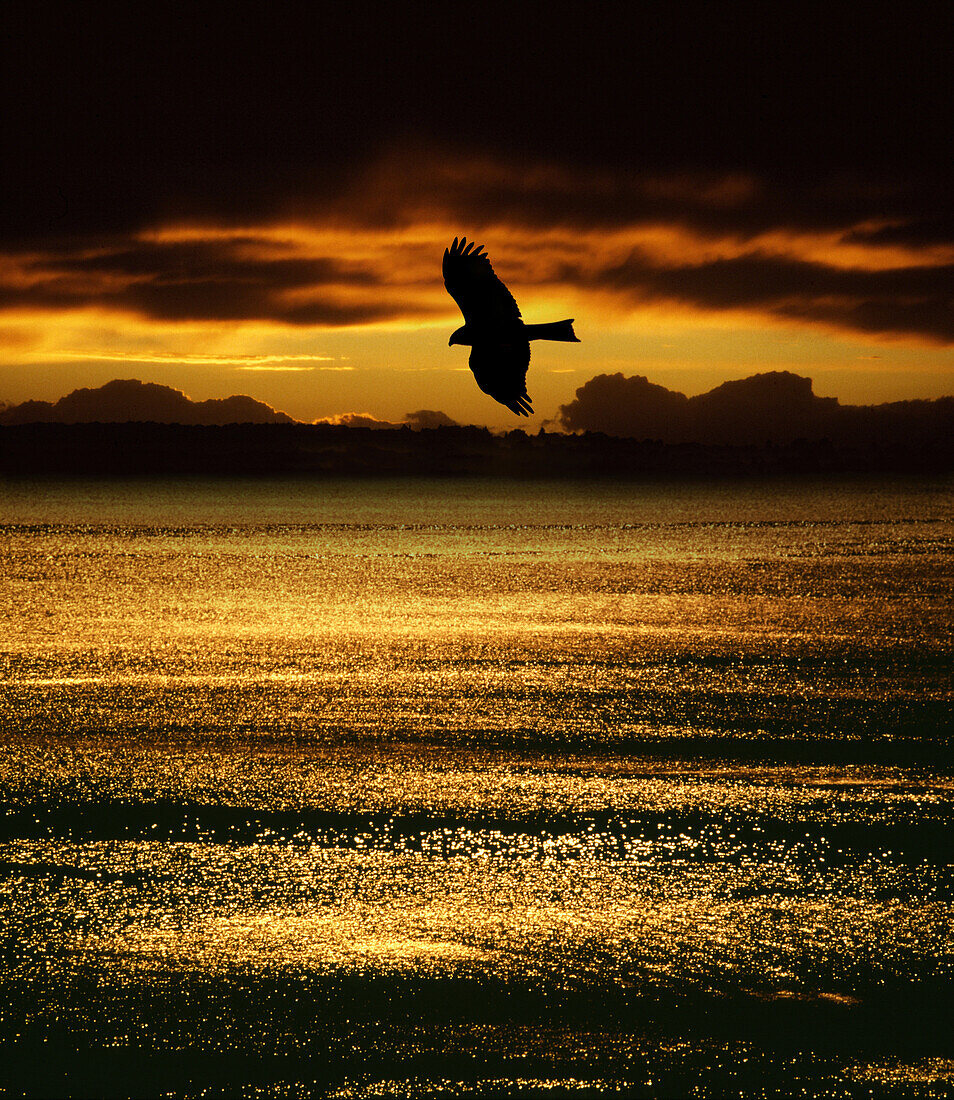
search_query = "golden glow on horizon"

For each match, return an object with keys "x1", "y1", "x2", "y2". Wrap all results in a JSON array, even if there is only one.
[{"x1": 2, "y1": 154, "x2": 952, "y2": 423}]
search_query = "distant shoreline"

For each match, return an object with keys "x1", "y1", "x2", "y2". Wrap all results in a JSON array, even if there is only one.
[{"x1": 3, "y1": 422, "x2": 953, "y2": 478}]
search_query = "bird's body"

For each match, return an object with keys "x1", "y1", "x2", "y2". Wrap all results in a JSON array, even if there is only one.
[{"x1": 443, "y1": 237, "x2": 579, "y2": 416}]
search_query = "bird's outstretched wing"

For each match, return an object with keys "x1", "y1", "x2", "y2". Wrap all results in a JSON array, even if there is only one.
[
  {"x1": 442, "y1": 237, "x2": 522, "y2": 326},
  {"x1": 469, "y1": 342, "x2": 533, "y2": 417}
]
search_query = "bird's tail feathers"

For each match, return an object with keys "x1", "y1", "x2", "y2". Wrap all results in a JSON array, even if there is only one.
[
  {"x1": 504, "y1": 394, "x2": 534, "y2": 416},
  {"x1": 524, "y1": 319, "x2": 579, "y2": 342}
]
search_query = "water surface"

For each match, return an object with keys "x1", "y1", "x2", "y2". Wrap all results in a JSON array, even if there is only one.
[{"x1": 1, "y1": 477, "x2": 952, "y2": 1097}]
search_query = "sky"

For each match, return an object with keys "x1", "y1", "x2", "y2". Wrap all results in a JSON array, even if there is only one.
[{"x1": 2, "y1": 4, "x2": 952, "y2": 430}]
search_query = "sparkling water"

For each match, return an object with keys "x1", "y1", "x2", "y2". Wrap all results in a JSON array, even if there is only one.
[{"x1": 2, "y1": 477, "x2": 952, "y2": 1097}]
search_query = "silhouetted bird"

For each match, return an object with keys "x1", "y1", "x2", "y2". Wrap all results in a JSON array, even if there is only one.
[{"x1": 443, "y1": 238, "x2": 579, "y2": 416}]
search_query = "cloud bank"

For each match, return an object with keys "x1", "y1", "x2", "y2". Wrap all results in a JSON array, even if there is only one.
[
  {"x1": 0, "y1": 379, "x2": 294, "y2": 425},
  {"x1": 0, "y1": 380, "x2": 462, "y2": 432},
  {"x1": 558, "y1": 371, "x2": 954, "y2": 445}
]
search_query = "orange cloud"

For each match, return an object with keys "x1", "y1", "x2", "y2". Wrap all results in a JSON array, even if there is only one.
[{"x1": 1, "y1": 150, "x2": 953, "y2": 361}]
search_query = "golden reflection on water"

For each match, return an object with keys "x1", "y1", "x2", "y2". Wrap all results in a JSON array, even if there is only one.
[
  {"x1": 1, "y1": 478, "x2": 953, "y2": 1095},
  {"x1": 849, "y1": 1058, "x2": 954, "y2": 1085},
  {"x1": 3, "y1": 733, "x2": 952, "y2": 819},
  {"x1": 95, "y1": 908, "x2": 496, "y2": 971},
  {"x1": 6, "y1": 833, "x2": 949, "y2": 999}
]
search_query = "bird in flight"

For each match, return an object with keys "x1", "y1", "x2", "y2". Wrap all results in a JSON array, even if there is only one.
[{"x1": 443, "y1": 237, "x2": 579, "y2": 416}]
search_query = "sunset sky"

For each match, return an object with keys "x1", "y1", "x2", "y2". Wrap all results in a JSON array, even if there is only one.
[{"x1": 2, "y1": 4, "x2": 951, "y2": 429}]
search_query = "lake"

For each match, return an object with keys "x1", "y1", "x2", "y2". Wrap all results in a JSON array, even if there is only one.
[{"x1": 1, "y1": 476, "x2": 952, "y2": 1097}]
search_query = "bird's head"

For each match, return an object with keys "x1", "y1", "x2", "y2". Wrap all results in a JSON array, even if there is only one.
[{"x1": 448, "y1": 325, "x2": 471, "y2": 347}]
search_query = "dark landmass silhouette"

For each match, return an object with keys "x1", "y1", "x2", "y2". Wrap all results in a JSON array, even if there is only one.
[
  {"x1": 2, "y1": 421, "x2": 952, "y2": 478},
  {"x1": 558, "y1": 370, "x2": 954, "y2": 446},
  {"x1": 2, "y1": 371, "x2": 952, "y2": 477},
  {"x1": 0, "y1": 378, "x2": 295, "y2": 426}
]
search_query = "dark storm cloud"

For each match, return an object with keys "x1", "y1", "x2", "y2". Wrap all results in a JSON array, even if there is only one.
[
  {"x1": 585, "y1": 251, "x2": 954, "y2": 343},
  {"x1": 558, "y1": 371, "x2": 954, "y2": 444},
  {"x1": 50, "y1": 243, "x2": 361, "y2": 283},
  {"x1": 843, "y1": 217, "x2": 954, "y2": 249},
  {"x1": 3, "y1": 3, "x2": 952, "y2": 239},
  {"x1": 356, "y1": 155, "x2": 949, "y2": 243},
  {"x1": 0, "y1": 238, "x2": 413, "y2": 326}
]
